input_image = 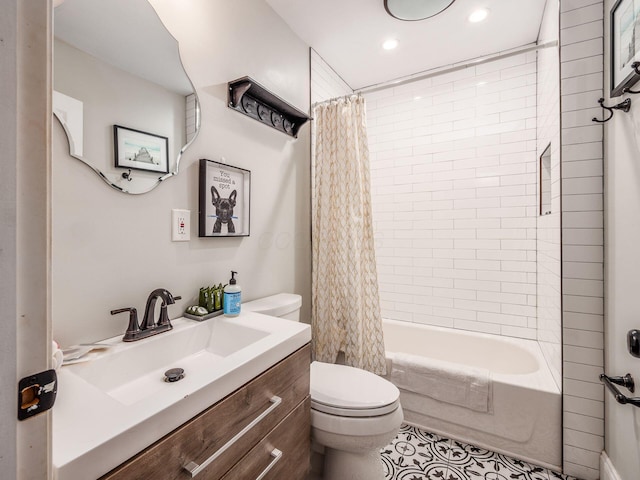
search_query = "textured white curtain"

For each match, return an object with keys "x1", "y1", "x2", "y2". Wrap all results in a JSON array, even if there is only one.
[{"x1": 311, "y1": 95, "x2": 387, "y2": 375}]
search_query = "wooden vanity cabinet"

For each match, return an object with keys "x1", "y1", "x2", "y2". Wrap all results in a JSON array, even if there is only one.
[{"x1": 100, "y1": 344, "x2": 311, "y2": 480}]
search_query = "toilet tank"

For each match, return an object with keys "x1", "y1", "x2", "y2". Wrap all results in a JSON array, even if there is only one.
[{"x1": 242, "y1": 293, "x2": 302, "y2": 321}]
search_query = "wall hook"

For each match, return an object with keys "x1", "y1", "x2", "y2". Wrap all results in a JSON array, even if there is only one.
[
  {"x1": 623, "y1": 62, "x2": 640, "y2": 94},
  {"x1": 592, "y1": 98, "x2": 631, "y2": 123},
  {"x1": 122, "y1": 169, "x2": 133, "y2": 181}
]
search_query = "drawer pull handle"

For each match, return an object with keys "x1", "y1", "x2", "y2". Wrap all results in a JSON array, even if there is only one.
[
  {"x1": 255, "y1": 448, "x2": 283, "y2": 480},
  {"x1": 183, "y1": 395, "x2": 282, "y2": 477}
]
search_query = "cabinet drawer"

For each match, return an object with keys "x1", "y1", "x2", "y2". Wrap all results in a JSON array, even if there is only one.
[
  {"x1": 220, "y1": 397, "x2": 310, "y2": 480},
  {"x1": 101, "y1": 344, "x2": 310, "y2": 480}
]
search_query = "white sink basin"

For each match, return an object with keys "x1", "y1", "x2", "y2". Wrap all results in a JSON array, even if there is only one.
[
  {"x1": 71, "y1": 320, "x2": 270, "y2": 405},
  {"x1": 53, "y1": 311, "x2": 311, "y2": 480}
]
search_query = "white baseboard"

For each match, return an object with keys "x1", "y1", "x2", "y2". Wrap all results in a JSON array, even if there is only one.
[{"x1": 600, "y1": 451, "x2": 622, "y2": 480}]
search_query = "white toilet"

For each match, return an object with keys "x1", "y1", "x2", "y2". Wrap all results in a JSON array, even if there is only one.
[{"x1": 243, "y1": 293, "x2": 403, "y2": 480}]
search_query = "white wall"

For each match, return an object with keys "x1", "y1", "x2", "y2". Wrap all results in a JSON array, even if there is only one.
[
  {"x1": 366, "y1": 52, "x2": 539, "y2": 339},
  {"x1": 52, "y1": 0, "x2": 311, "y2": 346},
  {"x1": 559, "y1": 0, "x2": 605, "y2": 478},
  {"x1": 536, "y1": 0, "x2": 562, "y2": 391},
  {"x1": 603, "y1": 0, "x2": 640, "y2": 478}
]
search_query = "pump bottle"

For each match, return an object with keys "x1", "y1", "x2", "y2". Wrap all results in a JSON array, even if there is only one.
[{"x1": 223, "y1": 271, "x2": 241, "y2": 317}]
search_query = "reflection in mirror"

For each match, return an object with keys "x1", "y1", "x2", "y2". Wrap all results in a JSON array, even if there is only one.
[
  {"x1": 53, "y1": 0, "x2": 200, "y2": 194},
  {"x1": 540, "y1": 143, "x2": 552, "y2": 216}
]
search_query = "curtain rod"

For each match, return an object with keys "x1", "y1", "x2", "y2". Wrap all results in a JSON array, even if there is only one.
[
  {"x1": 311, "y1": 93, "x2": 362, "y2": 108},
  {"x1": 355, "y1": 40, "x2": 558, "y2": 95}
]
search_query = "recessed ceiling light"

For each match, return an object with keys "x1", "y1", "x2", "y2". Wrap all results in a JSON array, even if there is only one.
[
  {"x1": 468, "y1": 8, "x2": 489, "y2": 23},
  {"x1": 383, "y1": 38, "x2": 399, "y2": 50}
]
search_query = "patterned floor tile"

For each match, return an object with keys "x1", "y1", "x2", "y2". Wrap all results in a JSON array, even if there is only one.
[
  {"x1": 381, "y1": 424, "x2": 580, "y2": 480},
  {"x1": 549, "y1": 471, "x2": 580, "y2": 480}
]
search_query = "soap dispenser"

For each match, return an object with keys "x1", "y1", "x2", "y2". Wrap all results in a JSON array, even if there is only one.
[{"x1": 223, "y1": 271, "x2": 241, "y2": 317}]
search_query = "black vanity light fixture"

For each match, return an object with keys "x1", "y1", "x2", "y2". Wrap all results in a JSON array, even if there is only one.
[{"x1": 384, "y1": 0, "x2": 456, "y2": 21}]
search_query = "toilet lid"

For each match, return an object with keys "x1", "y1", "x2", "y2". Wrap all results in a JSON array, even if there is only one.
[{"x1": 310, "y1": 361, "x2": 400, "y2": 417}]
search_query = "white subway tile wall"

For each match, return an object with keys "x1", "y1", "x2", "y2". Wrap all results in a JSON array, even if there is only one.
[
  {"x1": 186, "y1": 93, "x2": 198, "y2": 143},
  {"x1": 365, "y1": 52, "x2": 539, "y2": 339},
  {"x1": 537, "y1": 0, "x2": 563, "y2": 394},
  {"x1": 310, "y1": 48, "x2": 354, "y2": 211},
  {"x1": 560, "y1": 1, "x2": 604, "y2": 479},
  {"x1": 310, "y1": 49, "x2": 352, "y2": 105}
]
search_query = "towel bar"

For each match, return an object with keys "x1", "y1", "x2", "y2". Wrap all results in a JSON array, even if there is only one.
[{"x1": 599, "y1": 373, "x2": 640, "y2": 408}]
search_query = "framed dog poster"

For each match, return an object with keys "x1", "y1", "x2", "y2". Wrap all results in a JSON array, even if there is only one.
[{"x1": 199, "y1": 158, "x2": 250, "y2": 237}]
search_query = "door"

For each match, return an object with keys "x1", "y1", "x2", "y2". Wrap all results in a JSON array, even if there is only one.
[
  {"x1": 0, "y1": 0, "x2": 52, "y2": 479},
  {"x1": 604, "y1": 130, "x2": 640, "y2": 479},
  {"x1": 604, "y1": 15, "x2": 640, "y2": 476}
]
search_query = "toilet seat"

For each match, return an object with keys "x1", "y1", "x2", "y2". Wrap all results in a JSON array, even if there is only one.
[{"x1": 310, "y1": 361, "x2": 400, "y2": 418}]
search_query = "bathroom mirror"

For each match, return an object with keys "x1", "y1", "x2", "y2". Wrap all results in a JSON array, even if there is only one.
[{"x1": 53, "y1": 0, "x2": 200, "y2": 194}]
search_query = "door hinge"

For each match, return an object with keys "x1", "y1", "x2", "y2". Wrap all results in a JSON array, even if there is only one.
[{"x1": 18, "y1": 369, "x2": 57, "y2": 421}]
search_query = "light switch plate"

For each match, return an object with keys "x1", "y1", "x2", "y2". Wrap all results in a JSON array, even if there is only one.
[{"x1": 171, "y1": 209, "x2": 190, "y2": 242}]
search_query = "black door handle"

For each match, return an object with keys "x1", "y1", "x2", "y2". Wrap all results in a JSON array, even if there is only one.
[{"x1": 600, "y1": 373, "x2": 640, "y2": 408}]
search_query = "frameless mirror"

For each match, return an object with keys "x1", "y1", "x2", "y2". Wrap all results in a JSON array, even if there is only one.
[{"x1": 53, "y1": 0, "x2": 200, "y2": 194}]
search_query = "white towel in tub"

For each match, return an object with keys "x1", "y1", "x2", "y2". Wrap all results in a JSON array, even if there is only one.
[{"x1": 390, "y1": 353, "x2": 492, "y2": 413}]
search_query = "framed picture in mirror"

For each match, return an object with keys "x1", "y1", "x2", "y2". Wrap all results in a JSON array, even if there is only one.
[
  {"x1": 114, "y1": 125, "x2": 169, "y2": 174},
  {"x1": 199, "y1": 159, "x2": 251, "y2": 237},
  {"x1": 611, "y1": 0, "x2": 640, "y2": 96}
]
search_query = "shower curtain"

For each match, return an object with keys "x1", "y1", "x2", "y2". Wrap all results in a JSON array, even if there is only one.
[{"x1": 311, "y1": 95, "x2": 387, "y2": 375}]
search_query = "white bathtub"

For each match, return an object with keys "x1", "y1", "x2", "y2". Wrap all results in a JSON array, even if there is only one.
[{"x1": 382, "y1": 319, "x2": 561, "y2": 470}]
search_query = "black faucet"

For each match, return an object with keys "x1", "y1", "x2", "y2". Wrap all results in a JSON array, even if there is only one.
[
  {"x1": 140, "y1": 288, "x2": 176, "y2": 330},
  {"x1": 111, "y1": 289, "x2": 181, "y2": 342}
]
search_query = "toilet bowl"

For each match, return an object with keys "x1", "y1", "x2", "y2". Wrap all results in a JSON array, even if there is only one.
[
  {"x1": 243, "y1": 293, "x2": 403, "y2": 480},
  {"x1": 310, "y1": 361, "x2": 403, "y2": 480}
]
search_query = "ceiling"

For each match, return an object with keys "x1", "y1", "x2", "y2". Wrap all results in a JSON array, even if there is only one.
[{"x1": 265, "y1": 0, "x2": 548, "y2": 90}]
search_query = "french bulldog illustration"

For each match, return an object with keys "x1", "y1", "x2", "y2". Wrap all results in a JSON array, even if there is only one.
[{"x1": 211, "y1": 186, "x2": 237, "y2": 233}]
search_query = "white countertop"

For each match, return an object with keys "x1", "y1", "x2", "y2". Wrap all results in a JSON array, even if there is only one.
[{"x1": 52, "y1": 312, "x2": 311, "y2": 480}]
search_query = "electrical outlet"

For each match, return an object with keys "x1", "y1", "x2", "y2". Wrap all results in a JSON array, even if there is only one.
[{"x1": 171, "y1": 209, "x2": 190, "y2": 242}]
